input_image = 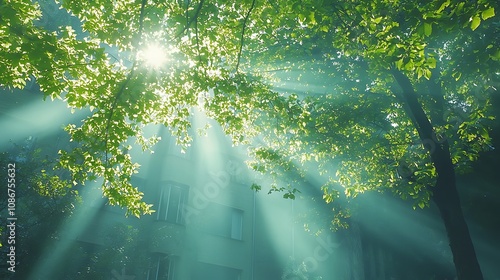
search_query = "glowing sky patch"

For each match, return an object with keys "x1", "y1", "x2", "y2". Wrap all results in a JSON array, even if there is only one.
[{"x1": 139, "y1": 43, "x2": 168, "y2": 68}]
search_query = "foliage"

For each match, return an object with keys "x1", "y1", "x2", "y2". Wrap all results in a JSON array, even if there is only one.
[
  {"x1": 0, "y1": 138, "x2": 80, "y2": 279},
  {"x1": 282, "y1": 258, "x2": 322, "y2": 280},
  {"x1": 0, "y1": 0, "x2": 498, "y2": 222},
  {"x1": 56, "y1": 222, "x2": 150, "y2": 280},
  {"x1": 244, "y1": 0, "x2": 498, "y2": 219}
]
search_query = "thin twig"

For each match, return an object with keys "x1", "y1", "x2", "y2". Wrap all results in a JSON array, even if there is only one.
[{"x1": 235, "y1": 0, "x2": 256, "y2": 73}]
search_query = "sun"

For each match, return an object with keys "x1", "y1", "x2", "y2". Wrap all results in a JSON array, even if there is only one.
[{"x1": 139, "y1": 43, "x2": 168, "y2": 68}]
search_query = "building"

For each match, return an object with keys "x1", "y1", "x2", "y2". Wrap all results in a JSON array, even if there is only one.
[
  {"x1": 1, "y1": 81, "x2": 339, "y2": 280},
  {"x1": 22, "y1": 110, "x2": 257, "y2": 280},
  {"x1": 132, "y1": 119, "x2": 256, "y2": 280}
]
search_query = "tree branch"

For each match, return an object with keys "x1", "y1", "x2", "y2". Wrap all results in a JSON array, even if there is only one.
[
  {"x1": 104, "y1": 0, "x2": 147, "y2": 166},
  {"x1": 391, "y1": 69, "x2": 452, "y2": 176},
  {"x1": 175, "y1": 0, "x2": 205, "y2": 39},
  {"x1": 235, "y1": 0, "x2": 256, "y2": 73}
]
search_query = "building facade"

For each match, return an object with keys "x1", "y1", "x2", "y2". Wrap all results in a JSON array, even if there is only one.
[{"x1": 55, "y1": 116, "x2": 257, "y2": 280}]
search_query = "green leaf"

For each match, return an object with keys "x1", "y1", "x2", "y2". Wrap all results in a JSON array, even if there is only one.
[
  {"x1": 427, "y1": 57, "x2": 437, "y2": 68},
  {"x1": 424, "y1": 22, "x2": 432, "y2": 37},
  {"x1": 250, "y1": 183, "x2": 261, "y2": 192},
  {"x1": 492, "y1": 49, "x2": 500, "y2": 61},
  {"x1": 395, "y1": 58, "x2": 404, "y2": 70},
  {"x1": 309, "y1": 11, "x2": 317, "y2": 25},
  {"x1": 437, "y1": 0, "x2": 450, "y2": 13},
  {"x1": 404, "y1": 60, "x2": 414, "y2": 71},
  {"x1": 452, "y1": 71, "x2": 462, "y2": 81},
  {"x1": 424, "y1": 68, "x2": 432, "y2": 80},
  {"x1": 417, "y1": 68, "x2": 424, "y2": 79},
  {"x1": 471, "y1": 16, "x2": 481, "y2": 31},
  {"x1": 481, "y1": 7, "x2": 495, "y2": 20},
  {"x1": 479, "y1": 127, "x2": 489, "y2": 139}
]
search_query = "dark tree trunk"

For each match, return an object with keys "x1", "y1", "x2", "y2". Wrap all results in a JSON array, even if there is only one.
[
  {"x1": 392, "y1": 69, "x2": 483, "y2": 280},
  {"x1": 432, "y1": 151, "x2": 483, "y2": 280}
]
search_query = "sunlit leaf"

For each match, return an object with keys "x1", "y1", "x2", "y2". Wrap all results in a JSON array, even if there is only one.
[
  {"x1": 418, "y1": 201, "x2": 426, "y2": 209},
  {"x1": 427, "y1": 57, "x2": 437, "y2": 68},
  {"x1": 424, "y1": 22, "x2": 432, "y2": 37},
  {"x1": 492, "y1": 49, "x2": 500, "y2": 61},
  {"x1": 395, "y1": 58, "x2": 404, "y2": 70},
  {"x1": 471, "y1": 16, "x2": 481, "y2": 31},
  {"x1": 424, "y1": 68, "x2": 432, "y2": 80},
  {"x1": 481, "y1": 7, "x2": 495, "y2": 20}
]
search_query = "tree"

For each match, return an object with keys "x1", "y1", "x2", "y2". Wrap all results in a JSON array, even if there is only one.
[
  {"x1": 0, "y1": 138, "x2": 79, "y2": 279},
  {"x1": 245, "y1": 2, "x2": 498, "y2": 279},
  {"x1": 1, "y1": 0, "x2": 498, "y2": 278},
  {"x1": 54, "y1": 222, "x2": 150, "y2": 280}
]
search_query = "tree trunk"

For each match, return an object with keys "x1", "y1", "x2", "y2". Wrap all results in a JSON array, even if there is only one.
[
  {"x1": 432, "y1": 153, "x2": 483, "y2": 280},
  {"x1": 391, "y1": 69, "x2": 483, "y2": 280}
]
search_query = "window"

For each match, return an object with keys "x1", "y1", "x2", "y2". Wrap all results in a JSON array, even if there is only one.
[
  {"x1": 230, "y1": 209, "x2": 243, "y2": 240},
  {"x1": 147, "y1": 254, "x2": 175, "y2": 280},
  {"x1": 203, "y1": 203, "x2": 243, "y2": 240},
  {"x1": 157, "y1": 183, "x2": 189, "y2": 224}
]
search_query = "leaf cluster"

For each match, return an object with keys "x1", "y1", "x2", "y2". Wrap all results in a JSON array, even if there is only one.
[{"x1": 0, "y1": 0, "x2": 497, "y2": 219}]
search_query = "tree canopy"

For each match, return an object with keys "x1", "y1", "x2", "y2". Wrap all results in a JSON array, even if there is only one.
[
  {"x1": 1, "y1": 1, "x2": 498, "y2": 277},
  {"x1": 0, "y1": 138, "x2": 79, "y2": 278},
  {"x1": 2, "y1": 0, "x2": 496, "y2": 215},
  {"x1": 247, "y1": 0, "x2": 499, "y2": 206}
]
